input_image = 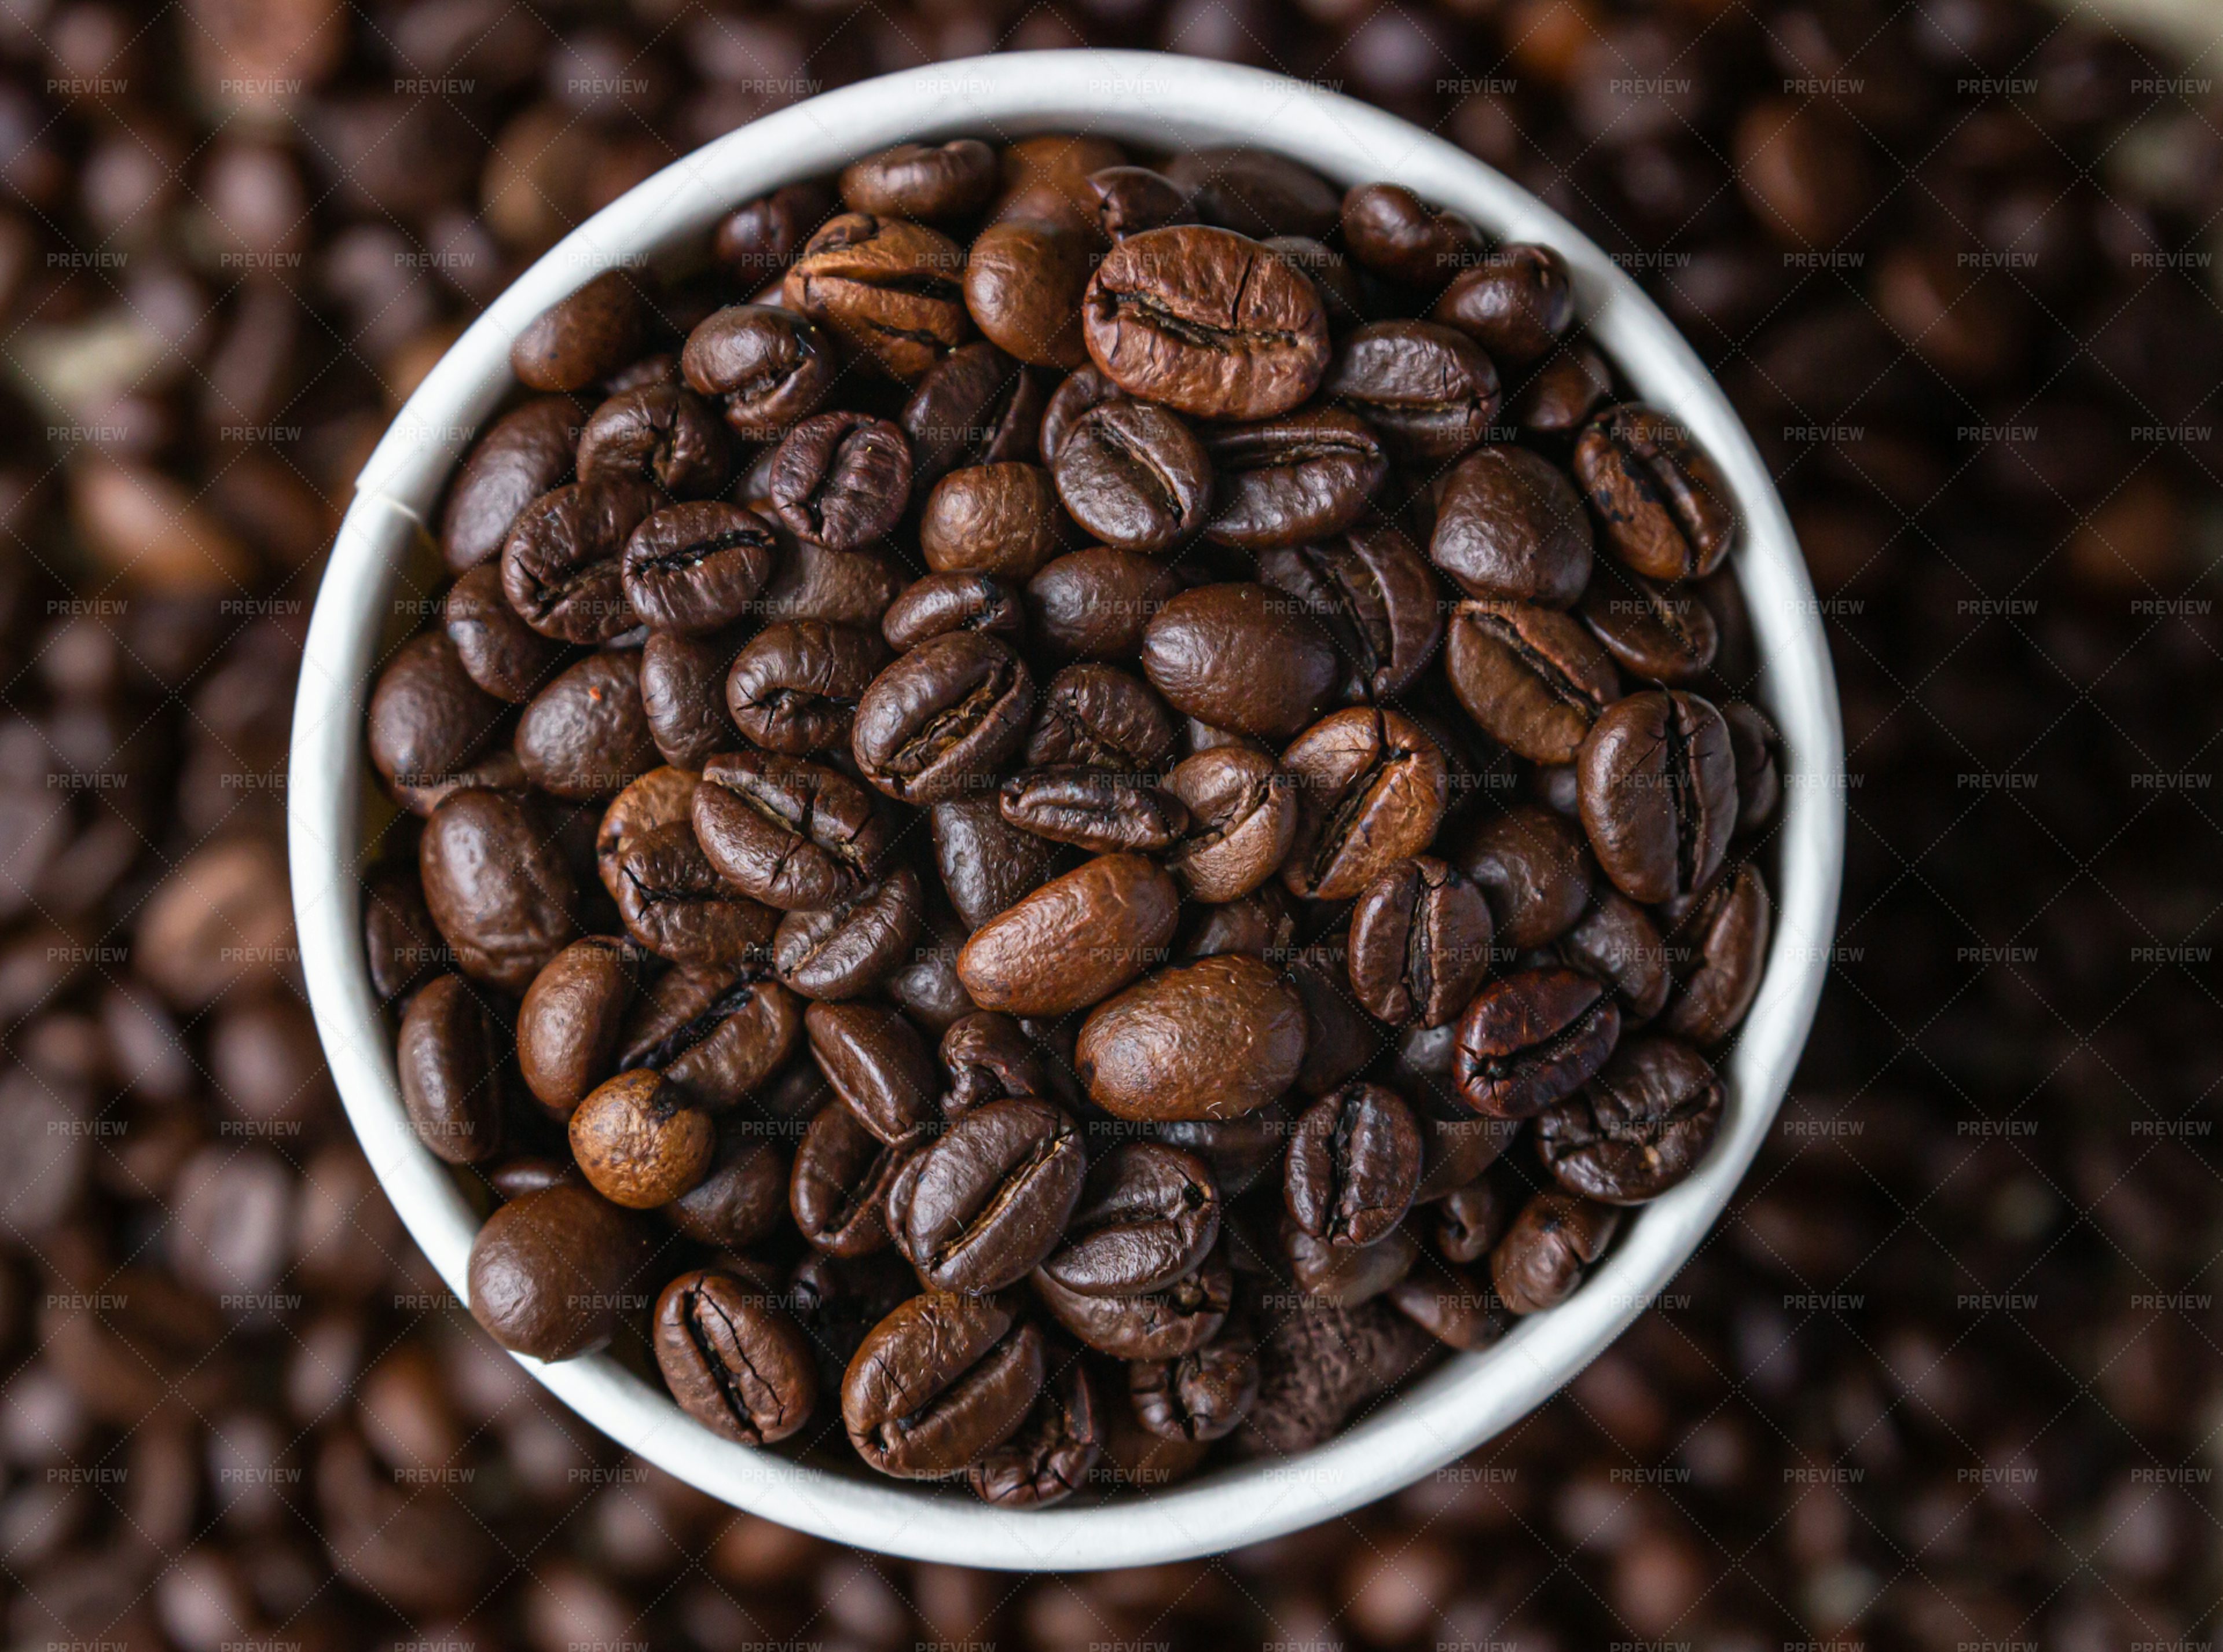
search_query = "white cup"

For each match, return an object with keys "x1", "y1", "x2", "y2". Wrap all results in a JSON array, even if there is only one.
[{"x1": 288, "y1": 49, "x2": 1846, "y2": 1572}]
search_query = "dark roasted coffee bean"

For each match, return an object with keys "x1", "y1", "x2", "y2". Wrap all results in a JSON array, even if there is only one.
[
  {"x1": 773, "y1": 865, "x2": 926, "y2": 1001},
  {"x1": 1028, "y1": 545, "x2": 1182, "y2": 662},
  {"x1": 1722, "y1": 701, "x2": 1782, "y2": 835},
  {"x1": 940, "y1": 1012, "x2": 1047, "y2": 1117},
  {"x1": 1283, "y1": 1211, "x2": 1420, "y2": 1306},
  {"x1": 1033, "y1": 1244, "x2": 1233, "y2": 1359},
  {"x1": 654, "y1": 1268, "x2": 815, "y2": 1444},
  {"x1": 806, "y1": 1000, "x2": 937, "y2": 1144},
  {"x1": 1537, "y1": 1035, "x2": 1722, "y2": 1203},
  {"x1": 619, "y1": 502, "x2": 775, "y2": 635},
  {"x1": 1432, "y1": 244, "x2": 1575, "y2": 369},
  {"x1": 1088, "y1": 166, "x2": 1197, "y2": 240},
  {"x1": 842, "y1": 1293, "x2": 1044, "y2": 1478},
  {"x1": 1558, "y1": 887, "x2": 1672, "y2": 1023},
  {"x1": 1432, "y1": 1173, "x2": 1513, "y2": 1261},
  {"x1": 789, "y1": 1248, "x2": 915, "y2": 1394},
  {"x1": 714, "y1": 181, "x2": 834, "y2": 282},
  {"x1": 395, "y1": 974, "x2": 504, "y2": 1165},
  {"x1": 512, "y1": 270, "x2": 648, "y2": 392},
  {"x1": 919, "y1": 462, "x2": 1062, "y2": 577},
  {"x1": 1161, "y1": 149, "x2": 1340, "y2": 241},
  {"x1": 692, "y1": 748, "x2": 886, "y2": 911},
  {"x1": 596, "y1": 766, "x2": 698, "y2": 896},
  {"x1": 1340, "y1": 182, "x2": 1483, "y2": 287},
  {"x1": 1455, "y1": 805, "x2": 1593, "y2": 949},
  {"x1": 883, "y1": 572, "x2": 1025, "y2": 652},
  {"x1": 998, "y1": 766, "x2": 1188, "y2": 854},
  {"x1": 680, "y1": 304, "x2": 835, "y2": 440},
  {"x1": 619, "y1": 965, "x2": 801, "y2": 1111},
  {"x1": 1040, "y1": 1141, "x2": 1219, "y2": 1297},
  {"x1": 640, "y1": 629, "x2": 742, "y2": 767},
  {"x1": 901, "y1": 342, "x2": 1045, "y2": 486},
  {"x1": 1573, "y1": 403, "x2": 1738, "y2": 580},
  {"x1": 1182, "y1": 884, "x2": 1301, "y2": 964},
  {"x1": 886, "y1": 919, "x2": 979, "y2": 1036},
  {"x1": 515, "y1": 651, "x2": 658, "y2": 800},
  {"x1": 1430, "y1": 446, "x2": 1594, "y2": 608},
  {"x1": 1491, "y1": 1190, "x2": 1620, "y2": 1313},
  {"x1": 784, "y1": 212, "x2": 973, "y2": 381},
  {"x1": 578, "y1": 383, "x2": 730, "y2": 498},
  {"x1": 364, "y1": 861, "x2": 450, "y2": 1003},
  {"x1": 1444, "y1": 599, "x2": 1622, "y2": 765},
  {"x1": 1140, "y1": 582, "x2": 1339, "y2": 741},
  {"x1": 932, "y1": 795, "x2": 1074, "y2": 933},
  {"x1": 840, "y1": 138, "x2": 997, "y2": 221},
  {"x1": 956, "y1": 853, "x2": 1177, "y2": 1015},
  {"x1": 516, "y1": 936, "x2": 637, "y2": 1115},
  {"x1": 1164, "y1": 747, "x2": 1296, "y2": 903},
  {"x1": 970, "y1": 1359, "x2": 1099, "y2": 1508},
  {"x1": 439, "y1": 396, "x2": 581, "y2": 574},
  {"x1": 419, "y1": 788, "x2": 575, "y2": 991},
  {"x1": 726, "y1": 621, "x2": 888, "y2": 756},
  {"x1": 1038, "y1": 364, "x2": 1121, "y2": 462},
  {"x1": 1454, "y1": 965, "x2": 1622, "y2": 1118},
  {"x1": 1201, "y1": 405, "x2": 1385, "y2": 550},
  {"x1": 1323, "y1": 320, "x2": 1501, "y2": 465},
  {"x1": 1257, "y1": 524, "x2": 1443, "y2": 703},
  {"x1": 1025, "y1": 663, "x2": 1176, "y2": 770},
  {"x1": 1286, "y1": 1084, "x2": 1424, "y2": 1248},
  {"x1": 569, "y1": 1067, "x2": 714, "y2": 1208},
  {"x1": 1348, "y1": 856, "x2": 1494, "y2": 1026},
  {"x1": 467, "y1": 1183, "x2": 650, "y2": 1360},
  {"x1": 1386, "y1": 1254, "x2": 1509, "y2": 1350},
  {"x1": 790, "y1": 1101, "x2": 919, "y2": 1255},
  {"x1": 1578, "y1": 689, "x2": 1737, "y2": 905},
  {"x1": 768, "y1": 410, "x2": 911, "y2": 550},
  {"x1": 500, "y1": 475, "x2": 658, "y2": 644},
  {"x1": 1579, "y1": 564, "x2": 1719, "y2": 683},
  {"x1": 852, "y1": 632, "x2": 1033, "y2": 803},
  {"x1": 1659, "y1": 862, "x2": 1770, "y2": 1044},
  {"x1": 966, "y1": 216, "x2": 1093, "y2": 368},
  {"x1": 443, "y1": 563, "x2": 567, "y2": 703},
  {"x1": 1131, "y1": 1336, "x2": 1258, "y2": 1441},
  {"x1": 890, "y1": 1096, "x2": 1085, "y2": 1294},
  {"x1": 1281, "y1": 707, "x2": 1450, "y2": 901},
  {"x1": 1076, "y1": 954, "x2": 1308, "y2": 1121},
  {"x1": 368, "y1": 632, "x2": 502, "y2": 802},
  {"x1": 610, "y1": 817, "x2": 777, "y2": 969},
  {"x1": 1083, "y1": 226, "x2": 1330, "y2": 420},
  {"x1": 1510, "y1": 341, "x2": 1614, "y2": 434},
  {"x1": 1052, "y1": 398, "x2": 1211, "y2": 555},
  {"x1": 757, "y1": 540, "x2": 905, "y2": 629}
]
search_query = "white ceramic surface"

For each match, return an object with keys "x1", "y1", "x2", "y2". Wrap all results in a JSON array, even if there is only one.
[{"x1": 289, "y1": 50, "x2": 1846, "y2": 1572}]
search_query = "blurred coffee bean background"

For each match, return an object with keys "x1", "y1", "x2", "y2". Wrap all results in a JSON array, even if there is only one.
[{"x1": 1, "y1": 0, "x2": 2218, "y2": 1646}]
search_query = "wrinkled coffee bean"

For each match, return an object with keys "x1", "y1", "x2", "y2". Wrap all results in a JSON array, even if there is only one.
[
  {"x1": 1130, "y1": 1337, "x2": 1259, "y2": 1441},
  {"x1": 769, "y1": 411, "x2": 912, "y2": 551},
  {"x1": 920, "y1": 462, "x2": 1062, "y2": 577},
  {"x1": 501, "y1": 475, "x2": 658, "y2": 644},
  {"x1": 1454, "y1": 966, "x2": 1622, "y2": 1118},
  {"x1": 883, "y1": 572, "x2": 1025, "y2": 652},
  {"x1": 1659, "y1": 862, "x2": 1770, "y2": 1044},
  {"x1": 889, "y1": 1097, "x2": 1085, "y2": 1294},
  {"x1": 1491, "y1": 1191, "x2": 1620, "y2": 1313},
  {"x1": 969, "y1": 1359, "x2": 1099, "y2": 1508},
  {"x1": 1348, "y1": 856, "x2": 1494, "y2": 1026},
  {"x1": 1032, "y1": 1245, "x2": 1232, "y2": 1360},
  {"x1": 692, "y1": 748, "x2": 886, "y2": 912},
  {"x1": 1445, "y1": 599, "x2": 1622, "y2": 765},
  {"x1": 1280, "y1": 707, "x2": 1450, "y2": 901},
  {"x1": 1052, "y1": 398, "x2": 1211, "y2": 555},
  {"x1": 1431, "y1": 446, "x2": 1594, "y2": 608},
  {"x1": 1164, "y1": 747, "x2": 1297, "y2": 902},
  {"x1": 940, "y1": 1012, "x2": 1046, "y2": 1117},
  {"x1": 1432, "y1": 244, "x2": 1575, "y2": 369},
  {"x1": 570, "y1": 1068, "x2": 716, "y2": 1208},
  {"x1": 901, "y1": 342, "x2": 1045, "y2": 485},
  {"x1": 772, "y1": 866, "x2": 926, "y2": 1001},
  {"x1": 680, "y1": 304, "x2": 835, "y2": 439},
  {"x1": 726, "y1": 621, "x2": 889, "y2": 755},
  {"x1": 841, "y1": 1293, "x2": 1044, "y2": 1478},
  {"x1": 1578, "y1": 689, "x2": 1737, "y2": 905},
  {"x1": 1201, "y1": 405, "x2": 1386, "y2": 550},
  {"x1": 619, "y1": 502, "x2": 776, "y2": 634},
  {"x1": 578, "y1": 383, "x2": 731, "y2": 498},
  {"x1": 1257, "y1": 524, "x2": 1444, "y2": 704},
  {"x1": 1040, "y1": 1142, "x2": 1219, "y2": 1296},
  {"x1": 784, "y1": 212, "x2": 973, "y2": 381},
  {"x1": 653, "y1": 1268, "x2": 816, "y2": 1445},
  {"x1": 852, "y1": 632, "x2": 1033, "y2": 803},
  {"x1": 1286, "y1": 1084, "x2": 1424, "y2": 1249},
  {"x1": 999, "y1": 766, "x2": 1188, "y2": 854},
  {"x1": 1536, "y1": 1036, "x2": 1723, "y2": 1203},
  {"x1": 1574, "y1": 404, "x2": 1738, "y2": 580}
]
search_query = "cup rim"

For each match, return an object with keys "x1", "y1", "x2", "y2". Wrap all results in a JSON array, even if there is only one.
[{"x1": 288, "y1": 47, "x2": 1846, "y2": 1571}]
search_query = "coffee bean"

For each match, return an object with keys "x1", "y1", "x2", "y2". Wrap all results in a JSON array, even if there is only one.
[
  {"x1": 1430, "y1": 446, "x2": 1594, "y2": 607},
  {"x1": 901, "y1": 342, "x2": 1045, "y2": 486},
  {"x1": 1281, "y1": 707, "x2": 1450, "y2": 901},
  {"x1": 1200, "y1": 405, "x2": 1386, "y2": 550},
  {"x1": 996, "y1": 134, "x2": 1130, "y2": 230},
  {"x1": 769, "y1": 410, "x2": 912, "y2": 551},
  {"x1": 956, "y1": 853, "x2": 1179, "y2": 1015},
  {"x1": 511, "y1": 269, "x2": 648, "y2": 392},
  {"x1": 784, "y1": 212, "x2": 973, "y2": 381},
  {"x1": 755, "y1": 539, "x2": 905, "y2": 629},
  {"x1": 653, "y1": 1268, "x2": 815, "y2": 1444},
  {"x1": 1052, "y1": 398, "x2": 1211, "y2": 555},
  {"x1": 772, "y1": 865, "x2": 926, "y2": 1001},
  {"x1": 1154, "y1": 1104, "x2": 1291, "y2": 1201},
  {"x1": 515, "y1": 651, "x2": 658, "y2": 801},
  {"x1": 725, "y1": 620, "x2": 889, "y2": 756},
  {"x1": 1285, "y1": 931, "x2": 1380, "y2": 1099},
  {"x1": 1454, "y1": 804, "x2": 1595, "y2": 949},
  {"x1": 420, "y1": 788, "x2": 576, "y2": 991},
  {"x1": 1536, "y1": 1035, "x2": 1723, "y2": 1202},
  {"x1": 500, "y1": 475, "x2": 658, "y2": 644},
  {"x1": 611, "y1": 816, "x2": 777, "y2": 970},
  {"x1": 679, "y1": 304, "x2": 834, "y2": 440},
  {"x1": 1557, "y1": 887, "x2": 1672, "y2": 1023},
  {"x1": 1026, "y1": 663, "x2": 1177, "y2": 770},
  {"x1": 1028, "y1": 545, "x2": 1182, "y2": 662},
  {"x1": 1088, "y1": 166, "x2": 1197, "y2": 240},
  {"x1": 890, "y1": 1096, "x2": 1085, "y2": 1293},
  {"x1": 851, "y1": 632, "x2": 1033, "y2": 804},
  {"x1": 639, "y1": 629, "x2": 742, "y2": 767},
  {"x1": 791, "y1": 1100, "x2": 919, "y2": 1256},
  {"x1": 1130, "y1": 1336, "x2": 1259, "y2": 1440},
  {"x1": 1286, "y1": 1084, "x2": 1424, "y2": 1248},
  {"x1": 1454, "y1": 965, "x2": 1622, "y2": 1118},
  {"x1": 619, "y1": 502, "x2": 776, "y2": 634},
  {"x1": 969, "y1": 1360, "x2": 1099, "y2": 1507},
  {"x1": 1264, "y1": 234, "x2": 1368, "y2": 334},
  {"x1": 1032, "y1": 1244, "x2": 1232, "y2": 1360},
  {"x1": 883, "y1": 572, "x2": 1025, "y2": 652},
  {"x1": 577, "y1": 383, "x2": 731, "y2": 498},
  {"x1": 443, "y1": 563, "x2": 568, "y2": 703},
  {"x1": 965, "y1": 217, "x2": 1092, "y2": 369},
  {"x1": 1386, "y1": 1255, "x2": 1509, "y2": 1350},
  {"x1": 439, "y1": 396, "x2": 581, "y2": 574},
  {"x1": 1573, "y1": 404, "x2": 1738, "y2": 580},
  {"x1": 1431, "y1": 244, "x2": 1575, "y2": 369},
  {"x1": 1322, "y1": 320, "x2": 1501, "y2": 465},
  {"x1": 1076, "y1": 955, "x2": 1308, "y2": 1121},
  {"x1": 1445, "y1": 599, "x2": 1622, "y2": 765},
  {"x1": 1038, "y1": 363, "x2": 1121, "y2": 462},
  {"x1": 1340, "y1": 182, "x2": 1483, "y2": 287},
  {"x1": 1040, "y1": 1141, "x2": 1220, "y2": 1297},
  {"x1": 467, "y1": 1183, "x2": 650, "y2": 1360},
  {"x1": 931, "y1": 795, "x2": 1074, "y2": 932},
  {"x1": 1256, "y1": 524, "x2": 1444, "y2": 704},
  {"x1": 999, "y1": 766, "x2": 1188, "y2": 854},
  {"x1": 619, "y1": 965, "x2": 802, "y2": 1111},
  {"x1": 1140, "y1": 582, "x2": 1340, "y2": 741},
  {"x1": 841, "y1": 1293, "x2": 1044, "y2": 1478},
  {"x1": 569, "y1": 1067, "x2": 715, "y2": 1208},
  {"x1": 362, "y1": 860, "x2": 450, "y2": 1004},
  {"x1": 1283, "y1": 1211, "x2": 1420, "y2": 1306},
  {"x1": 1722, "y1": 702, "x2": 1782, "y2": 835},
  {"x1": 1577, "y1": 689, "x2": 1737, "y2": 905},
  {"x1": 940, "y1": 1011, "x2": 1047, "y2": 1116},
  {"x1": 806, "y1": 1000, "x2": 937, "y2": 1144},
  {"x1": 1161, "y1": 149, "x2": 1341, "y2": 241},
  {"x1": 1510, "y1": 341, "x2": 1614, "y2": 434},
  {"x1": 368, "y1": 632, "x2": 502, "y2": 802},
  {"x1": 714, "y1": 181, "x2": 834, "y2": 282},
  {"x1": 841, "y1": 139, "x2": 997, "y2": 221},
  {"x1": 1490, "y1": 1190, "x2": 1620, "y2": 1313},
  {"x1": 1348, "y1": 856, "x2": 1494, "y2": 1026},
  {"x1": 1578, "y1": 563, "x2": 1719, "y2": 683},
  {"x1": 692, "y1": 748, "x2": 886, "y2": 911},
  {"x1": 516, "y1": 936, "x2": 638, "y2": 1114},
  {"x1": 1430, "y1": 1172, "x2": 1513, "y2": 1261},
  {"x1": 1658, "y1": 862, "x2": 1770, "y2": 1044},
  {"x1": 920, "y1": 462, "x2": 1062, "y2": 577},
  {"x1": 395, "y1": 974, "x2": 505, "y2": 1165},
  {"x1": 1164, "y1": 747, "x2": 1297, "y2": 903}
]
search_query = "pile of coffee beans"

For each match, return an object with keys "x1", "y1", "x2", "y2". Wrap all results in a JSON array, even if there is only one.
[{"x1": 364, "y1": 131, "x2": 1781, "y2": 1497}]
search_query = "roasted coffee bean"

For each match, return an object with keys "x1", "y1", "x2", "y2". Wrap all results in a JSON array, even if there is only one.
[
  {"x1": 515, "y1": 651, "x2": 658, "y2": 801},
  {"x1": 1281, "y1": 707, "x2": 1450, "y2": 901},
  {"x1": 932, "y1": 795, "x2": 1074, "y2": 932},
  {"x1": 966, "y1": 217, "x2": 1092, "y2": 368},
  {"x1": 1076, "y1": 954, "x2": 1308, "y2": 1121},
  {"x1": 1140, "y1": 582, "x2": 1339, "y2": 741},
  {"x1": 368, "y1": 632, "x2": 502, "y2": 802},
  {"x1": 569, "y1": 1067, "x2": 716, "y2": 1208},
  {"x1": 996, "y1": 133, "x2": 1129, "y2": 229},
  {"x1": 395, "y1": 974, "x2": 505, "y2": 1164},
  {"x1": 1285, "y1": 931, "x2": 1380, "y2": 1099},
  {"x1": 885, "y1": 920, "x2": 978, "y2": 1035},
  {"x1": 679, "y1": 304, "x2": 835, "y2": 440},
  {"x1": 842, "y1": 1293, "x2": 1044, "y2": 1478},
  {"x1": 443, "y1": 563, "x2": 567, "y2": 703},
  {"x1": 1088, "y1": 166, "x2": 1197, "y2": 240},
  {"x1": 1386, "y1": 1255, "x2": 1509, "y2": 1350},
  {"x1": 755, "y1": 539, "x2": 905, "y2": 628},
  {"x1": 1455, "y1": 805, "x2": 1594, "y2": 948},
  {"x1": 1052, "y1": 398, "x2": 1211, "y2": 555},
  {"x1": 692, "y1": 749, "x2": 886, "y2": 911},
  {"x1": 772, "y1": 864, "x2": 926, "y2": 1000},
  {"x1": 851, "y1": 632, "x2": 1033, "y2": 803},
  {"x1": 1348, "y1": 856, "x2": 1494, "y2": 1026},
  {"x1": 1558, "y1": 887, "x2": 1672, "y2": 1023},
  {"x1": 768, "y1": 410, "x2": 912, "y2": 550},
  {"x1": 999, "y1": 766, "x2": 1188, "y2": 854},
  {"x1": 619, "y1": 966, "x2": 801, "y2": 1110},
  {"x1": 1574, "y1": 404, "x2": 1738, "y2": 580},
  {"x1": 784, "y1": 212, "x2": 973, "y2": 381},
  {"x1": 1577, "y1": 689, "x2": 1737, "y2": 905},
  {"x1": 840, "y1": 138, "x2": 997, "y2": 221},
  {"x1": 1578, "y1": 564, "x2": 1719, "y2": 684},
  {"x1": 1414, "y1": 1099, "x2": 1525, "y2": 1203},
  {"x1": 439, "y1": 396, "x2": 581, "y2": 574},
  {"x1": 1028, "y1": 546, "x2": 1182, "y2": 662},
  {"x1": 1025, "y1": 663, "x2": 1176, "y2": 770},
  {"x1": 652, "y1": 1268, "x2": 815, "y2": 1444},
  {"x1": 1154, "y1": 1102, "x2": 1291, "y2": 1199},
  {"x1": 1340, "y1": 182, "x2": 1483, "y2": 287},
  {"x1": 1130, "y1": 1337, "x2": 1259, "y2": 1441},
  {"x1": 1040, "y1": 1141, "x2": 1220, "y2": 1297},
  {"x1": 890, "y1": 1096, "x2": 1085, "y2": 1294},
  {"x1": 1454, "y1": 965, "x2": 1622, "y2": 1118},
  {"x1": 640, "y1": 629, "x2": 742, "y2": 767},
  {"x1": 1491, "y1": 1190, "x2": 1620, "y2": 1313},
  {"x1": 596, "y1": 766, "x2": 699, "y2": 895},
  {"x1": 364, "y1": 861, "x2": 450, "y2": 1003},
  {"x1": 1445, "y1": 599, "x2": 1622, "y2": 765},
  {"x1": 500, "y1": 475, "x2": 658, "y2": 644},
  {"x1": 714, "y1": 180, "x2": 835, "y2": 282},
  {"x1": 1659, "y1": 862, "x2": 1770, "y2": 1044},
  {"x1": 1722, "y1": 701, "x2": 1782, "y2": 835},
  {"x1": 1033, "y1": 1244, "x2": 1233, "y2": 1360},
  {"x1": 1430, "y1": 446, "x2": 1594, "y2": 608},
  {"x1": 940, "y1": 1011, "x2": 1046, "y2": 1116},
  {"x1": 1161, "y1": 148, "x2": 1340, "y2": 241},
  {"x1": 619, "y1": 502, "x2": 776, "y2": 634},
  {"x1": 789, "y1": 1248, "x2": 915, "y2": 1394},
  {"x1": 806, "y1": 1000, "x2": 937, "y2": 1144},
  {"x1": 1037, "y1": 364, "x2": 1120, "y2": 462},
  {"x1": 1200, "y1": 405, "x2": 1386, "y2": 550},
  {"x1": 1432, "y1": 1173, "x2": 1513, "y2": 1261},
  {"x1": 883, "y1": 572, "x2": 1025, "y2": 652},
  {"x1": 577, "y1": 383, "x2": 731, "y2": 498},
  {"x1": 1283, "y1": 1212, "x2": 1420, "y2": 1306},
  {"x1": 919, "y1": 462, "x2": 1062, "y2": 577},
  {"x1": 611, "y1": 817, "x2": 777, "y2": 968},
  {"x1": 516, "y1": 937, "x2": 638, "y2": 1115},
  {"x1": 1164, "y1": 747, "x2": 1297, "y2": 903},
  {"x1": 901, "y1": 342, "x2": 1045, "y2": 486},
  {"x1": 725, "y1": 621, "x2": 888, "y2": 756},
  {"x1": 1083, "y1": 225, "x2": 1331, "y2": 420},
  {"x1": 1537, "y1": 1036, "x2": 1723, "y2": 1203},
  {"x1": 1510, "y1": 341, "x2": 1616, "y2": 434},
  {"x1": 1432, "y1": 244, "x2": 1575, "y2": 369},
  {"x1": 467, "y1": 1183, "x2": 650, "y2": 1360},
  {"x1": 790, "y1": 1101, "x2": 919, "y2": 1256},
  {"x1": 956, "y1": 853, "x2": 1179, "y2": 1015},
  {"x1": 420, "y1": 788, "x2": 576, "y2": 991},
  {"x1": 969, "y1": 1359, "x2": 1099, "y2": 1508},
  {"x1": 1322, "y1": 320, "x2": 1501, "y2": 465},
  {"x1": 511, "y1": 269, "x2": 648, "y2": 392},
  {"x1": 1286, "y1": 1084, "x2": 1424, "y2": 1248},
  {"x1": 1257, "y1": 524, "x2": 1444, "y2": 703}
]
